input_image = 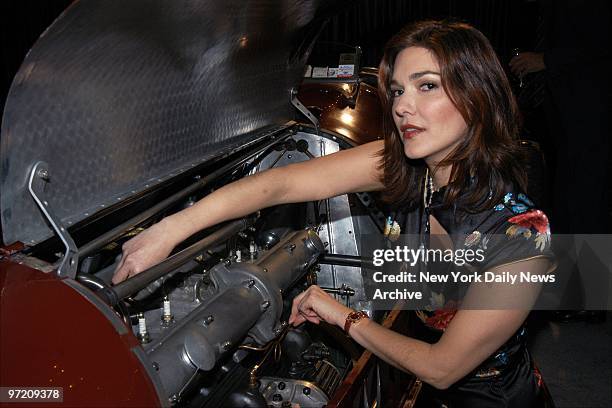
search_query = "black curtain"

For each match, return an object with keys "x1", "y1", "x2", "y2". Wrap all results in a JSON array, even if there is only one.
[
  {"x1": 0, "y1": 0, "x2": 539, "y2": 113},
  {"x1": 1, "y1": 0, "x2": 72, "y2": 111},
  {"x1": 315, "y1": 0, "x2": 539, "y2": 67}
]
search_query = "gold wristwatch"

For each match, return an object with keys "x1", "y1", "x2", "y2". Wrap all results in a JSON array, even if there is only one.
[{"x1": 344, "y1": 310, "x2": 369, "y2": 336}]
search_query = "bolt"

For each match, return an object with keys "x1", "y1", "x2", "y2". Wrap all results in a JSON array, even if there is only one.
[
  {"x1": 274, "y1": 321, "x2": 288, "y2": 335},
  {"x1": 303, "y1": 387, "x2": 311, "y2": 395},
  {"x1": 222, "y1": 341, "x2": 232, "y2": 350},
  {"x1": 245, "y1": 279, "x2": 255, "y2": 288},
  {"x1": 204, "y1": 315, "x2": 214, "y2": 325},
  {"x1": 37, "y1": 169, "x2": 49, "y2": 180},
  {"x1": 277, "y1": 382, "x2": 286, "y2": 390},
  {"x1": 152, "y1": 362, "x2": 159, "y2": 371},
  {"x1": 261, "y1": 300, "x2": 270, "y2": 310},
  {"x1": 262, "y1": 268, "x2": 268, "y2": 273},
  {"x1": 224, "y1": 259, "x2": 231, "y2": 266}
]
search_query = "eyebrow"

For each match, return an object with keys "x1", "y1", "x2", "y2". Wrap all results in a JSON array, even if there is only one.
[
  {"x1": 409, "y1": 70, "x2": 440, "y2": 80},
  {"x1": 391, "y1": 70, "x2": 441, "y2": 86}
]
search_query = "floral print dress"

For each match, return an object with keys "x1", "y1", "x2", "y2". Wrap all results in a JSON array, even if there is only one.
[{"x1": 384, "y1": 186, "x2": 555, "y2": 407}]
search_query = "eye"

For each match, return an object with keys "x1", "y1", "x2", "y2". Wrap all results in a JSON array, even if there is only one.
[
  {"x1": 390, "y1": 88, "x2": 403, "y2": 98},
  {"x1": 419, "y1": 82, "x2": 438, "y2": 92}
]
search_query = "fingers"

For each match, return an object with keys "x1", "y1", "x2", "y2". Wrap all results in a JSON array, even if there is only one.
[
  {"x1": 289, "y1": 289, "x2": 308, "y2": 325},
  {"x1": 289, "y1": 286, "x2": 323, "y2": 327},
  {"x1": 112, "y1": 258, "x2": 132, "y2": 285},
  {"x1": 303, "y1": 314, "x2": 321, "y2": 324},
  {"x1": 110, "y1": 221, "x2": 178, "y2": 285}
]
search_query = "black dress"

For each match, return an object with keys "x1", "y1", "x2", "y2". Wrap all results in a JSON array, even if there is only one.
[{"x1": 384, "y1": 185, "x2": 555, "y2": 407}]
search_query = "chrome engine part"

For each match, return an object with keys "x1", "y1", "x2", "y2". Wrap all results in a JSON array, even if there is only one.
[
  {"x1": 259, "y1": 376, "x2": 333, "y2": 408},
  {"x1": 144, "y1": 229, "x2": 324, "y2": 398}
]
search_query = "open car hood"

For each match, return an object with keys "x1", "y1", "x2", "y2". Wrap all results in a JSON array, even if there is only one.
[{"x1": 1, "y1": 0, "x2": 332, "y2": 245}]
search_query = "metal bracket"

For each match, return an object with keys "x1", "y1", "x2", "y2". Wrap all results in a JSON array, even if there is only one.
[
  {"x1": 28, "y1": 161, "x2": 79, "y2": 279},
  {"x1": 290, "y1": 87, "x2": 320, "y2": 134}
]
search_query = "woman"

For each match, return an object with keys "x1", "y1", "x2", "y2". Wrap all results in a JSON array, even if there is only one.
[{"x1": 114, "y1": 21, "x2": 554, "y2": 406}]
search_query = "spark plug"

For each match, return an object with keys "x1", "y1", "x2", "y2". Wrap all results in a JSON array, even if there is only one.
[
  {"x1": 249, "y1": 240, "x2": 257, "y2": 261},
  {"x1": 161, "y1": 296, "x2": 174, "y2": 326},
  {"x1": 137, "y1": 313, "x2": 150, "y2": 344}
]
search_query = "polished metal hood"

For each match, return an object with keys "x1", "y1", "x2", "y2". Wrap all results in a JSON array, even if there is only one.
[{"x1": 1, "y1": 0, "x2": 327, "y2": 245}]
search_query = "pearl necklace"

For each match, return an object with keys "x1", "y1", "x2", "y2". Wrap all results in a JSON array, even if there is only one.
[
  {"x1": 423, "y1": 168, "x2": 438, "y2": 209},
  {"x1": 423, "y1": 168, "x2": 441, "y2": 235}
]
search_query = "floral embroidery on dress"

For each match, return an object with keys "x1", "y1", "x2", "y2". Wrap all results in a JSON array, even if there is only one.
[
  {"x1": 533, "y1": 365, "x2": 544, "y2": 388},
  {"x1": 384, "y1": 216, "x2": 401, "y2": 242},
  {"x1": 424, "y1": 301, "x2": 458, "y2": 331},
  {"x1": 511, "y1": 202, "x2": 528, "y2": 214},
  {"x1": 464, "y1": 230, "x2": 482, "y2": 247},
  {"x1": 494, "y1": 350, "x2": 509, "y2": 365},
  {"x1": 497, "y1": 191, "x2": 532, "y2": 214},
  {"x1": 419, "y1": 296, "x2": 459, "y2": 331},
  {"x1": 427, "y1": 291, "x2": 446, "y2": 310},
  {"x1": 475, "y1": 367, "x2": 501, "y2": 378},
  {"x1": 506, "y1": 209, "x2": 551, "y2": 251},
  {"x1": 517, "y1": 193, "x2": 534, "y2": 206},
  {"x1": 480, "y1": 234, "x2": 490, "y2": 250}
]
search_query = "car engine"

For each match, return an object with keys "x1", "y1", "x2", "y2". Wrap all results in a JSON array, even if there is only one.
[{"x1": 66, "y1": 130, "x2": 386, "y2": 407}]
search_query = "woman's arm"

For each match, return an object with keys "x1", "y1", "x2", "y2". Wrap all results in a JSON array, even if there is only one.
[
  {"x1": 289, "y1": 257, "x2": 550, "y2": 389},
  {"x1": 112, "y1": 140, "x2": 384, "y2": 283}
]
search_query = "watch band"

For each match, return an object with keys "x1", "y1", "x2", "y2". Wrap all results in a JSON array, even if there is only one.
[{"x1": 344, "y1": 310, "x2": 368, "y2": 336}]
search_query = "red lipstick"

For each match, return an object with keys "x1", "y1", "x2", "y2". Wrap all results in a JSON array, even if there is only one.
[{"x1": 400, "y1": 123, "x2": 425, "y2": 140}]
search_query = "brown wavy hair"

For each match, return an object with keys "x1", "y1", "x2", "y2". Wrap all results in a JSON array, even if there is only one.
[{"x1": 377, "y1": 20, "x2": 526, "y2": 211}]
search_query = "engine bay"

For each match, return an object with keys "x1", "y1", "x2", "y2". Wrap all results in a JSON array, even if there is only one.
[{"x1": 63, "y1": 129, "x2": 387, "y2": 407}]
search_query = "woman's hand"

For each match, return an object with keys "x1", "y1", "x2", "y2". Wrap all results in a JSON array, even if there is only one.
[
  {"x1": 288, "y1": 285, "x2": 352, "y2": 327},
  {"x1": 111, "y1": 218, "x2": 179, "y2": 284}
]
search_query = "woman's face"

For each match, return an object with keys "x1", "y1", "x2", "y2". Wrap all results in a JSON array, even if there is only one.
[{"x1": 391, "y1": 46, "x2": 468, "y2": 166}]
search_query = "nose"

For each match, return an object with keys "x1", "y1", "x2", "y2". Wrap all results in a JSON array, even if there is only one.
[{"x1": 393, "y1": 92, "x2": 415, "y2": 118}]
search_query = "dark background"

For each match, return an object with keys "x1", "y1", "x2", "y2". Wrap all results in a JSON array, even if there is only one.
[
  {"x1": 314, "y1": 0, "x2": 540, "y2": 67},
  {"x1": 0, "y1": 0, "x2": 542, "y2": 111}
]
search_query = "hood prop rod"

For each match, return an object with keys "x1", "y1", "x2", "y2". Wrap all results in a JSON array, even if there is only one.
[
  {"x1": 291, "y1": 87, "x2": 320, "y2": 134},
  {"x1": 28, "y1": 161, "x2": 79, "y2": 279}
]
